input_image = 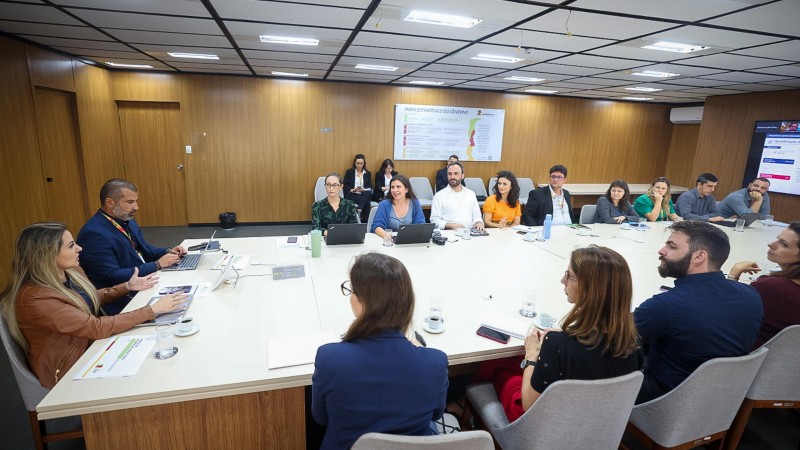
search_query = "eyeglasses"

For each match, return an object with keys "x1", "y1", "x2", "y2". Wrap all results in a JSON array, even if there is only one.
[
  {"x1": 325, "y1": 183, "x2": 342, "y2": 188},
  {"x1": 341, "y1": 280, "x2": 353, "y2": 296},
  {"x1": 550, "y1": 175, "x2": 565, "y2": 180},
  {"x1": 563, "y1": 271, "x2": 577, "y2": 282}
]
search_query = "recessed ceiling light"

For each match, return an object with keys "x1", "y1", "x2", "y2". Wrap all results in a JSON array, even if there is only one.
[
  {"x1": 505, "y1": 76, "x2": 545, "y2": 82},
  {"x1": 404, "y1": 10, "x2": 482, "y2": 28},
  {"x1": 105, "y1": 62, "x2": 153, "y2": 69},
  {"x1": 631, "y1": 70, "x2": 680, "y2": 78},
  {"x1": 625, "y1": 87, "x2": 663, "y2": 92},
  {"x1": 409, "y1": 81, "x2": 444, "y2": 86},
  {"x1": 271, "y1": 71, "x2": 308, "y2": 77},
  {"x1": 622, "y1": 96, "x2": 654, "y2": 101},
  {"x1": 471, "y1": 54, "x2": 524, "y2": 64},
  {"x1": 355, "y1": 64, "x2": 399, "y2": 72},
  {"x1": 642, "y1": 41, "x2": 709, "y2": 54},
  {"x1": 524, "y1": 89, "x2": 558, "y2": 94},
  {"x1": 167, "y1": 52, "x2": 219, "y2": 60},
  {"x1": 259, "y1": 35, "x2": 319, "y2": 46}
]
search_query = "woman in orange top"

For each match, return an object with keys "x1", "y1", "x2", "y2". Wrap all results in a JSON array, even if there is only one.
[{"x1": 483, "y1": 170, "x2": 521, "y2": 228}]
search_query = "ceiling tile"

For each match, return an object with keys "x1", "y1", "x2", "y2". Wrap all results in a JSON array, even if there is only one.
[
  {"x1": 19, "y1": 35, "x2": 126, "y2": 51},
  {"x1": 345, "y1": 45, "x2": 444, "y2": 63},
  {"x1": 550, "y1": 54, "x2": 648, "y2": 70},
  {"x1": 0, "y1": 20, "x2": 108, "y2": 40},
  {"x1": 352, "y1": 31, "x2": 466, "y2": 53},
  {"x1": 679, "y1": 53, "x2": 792, "y2": 70},
  {"x1": 425, "y1": 63, "x2": 507, "y2": 76},
  {"x1": 522, "y1": 9, "x2": 674, "y2": 40},
  {"x1": 248, "y1": 60, "x2": 331, "y2": 70},
  {"x1": 700, "y1": 71, "x2": 793, "y2": 83},
  {"x1": 520, "y1": 62, "x2": 607, "y2": 76},
  {"x1": 762, "y1": 78, "x2": 800, "y2": 88},
  {"x1": 243, "y1": 50, "x2": 337, "y2": 64},
  {"x1": 58, "y1": 0, "x2": 212, "y2": 16},
  {"x1": 715, "y1": 83, "x2": 795, "y2": 92},
  {"x1": 0, "y1": 2, "x2": 83, "y2": 25},
  {"x1": 327, "y1": 71, "x2": 398, "y2": 82},
  {"x1": 252, "y1": 67, "x2": 328, "y2": 78},
  {"x1": 111, "y1": 30, "x2": 231, "y2": 48},
  {"x1": 226, "y1": 22, "x2": 348, "y2": 53},
  {"x1": 704, "y1": 0, "x2": 800, "y2": 38},
  {"x1": 570, "y1": 0, "x2": 773, "y2": 21},
  {"x1": 750, "y1": 63, "x2": 800, "y2": 77},
  {"x1": 643, "y1": 25, "x2": 783, "y2": 50},
  {"x1": 485, "y1": 28, "x2": 612, "y2": 53},
  {"x1": 68, "y1": 9, "x2": 221, "y2": 34},
  {"x1": 732, "y1": 40, "x2": 800, "y2": 62},
  {"x1": 566, "y1": 77, "x2": 634, "y2": 86},
  {"x1": 212, "y1": 0, "x2": 365, "y2": 28},
  {"x1": 55, "y1": 48, "x2": 146, "y2": 60}
]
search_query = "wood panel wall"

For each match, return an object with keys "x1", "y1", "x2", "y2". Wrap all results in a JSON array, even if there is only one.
[
  {"x1": 665, "y1": 124, "x2": 700, "y2": 188},
  {"x1": 692, "y1": 90, "x2": 800, "y2": 223}
]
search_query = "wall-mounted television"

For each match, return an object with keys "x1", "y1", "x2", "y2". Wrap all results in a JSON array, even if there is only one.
[{"x1": 742, "y1": 120, "x2": 800, "y2": 196}]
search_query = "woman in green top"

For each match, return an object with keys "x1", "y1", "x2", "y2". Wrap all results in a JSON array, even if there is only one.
[
  {"x1": 312, "y1": 173, "x2": 359, "y2": 235},
  {"x1": 633, "y1": 177, "x2": 682, "y2": 222}
]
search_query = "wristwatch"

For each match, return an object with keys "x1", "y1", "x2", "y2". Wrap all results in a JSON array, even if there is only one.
[{"x1": 520, "y1": 359, "x2": 537, "y2": 369}]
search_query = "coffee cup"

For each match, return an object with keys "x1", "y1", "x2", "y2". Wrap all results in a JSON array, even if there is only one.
[
  {"x1": 577, "y1": 227, "x2": 589, "y2": 236},
  {"x1": 620, "y1": 223, "x2": 631, "y2": 230},
  {"x1": 539, "y1": 313, "x2": 556, "y2": 328},
  {"x1": 178, "y1": 317, "x2": 194, "y2": 333},
  {"x1": 462, "y1": 229, "x2": 472, "y2": 240},
  {"x1": 524, "y1": 231, "x2": 537, "y2": 241},
  {"x1": 425, "y1": 315, "x2": 443, "y2": 330}
]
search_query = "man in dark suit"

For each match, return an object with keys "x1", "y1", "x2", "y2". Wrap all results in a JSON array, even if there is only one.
[
  {"x1": 435, "y1": 154, "x2": 463, "y2": 192},
  {"x1": 522, "y1": 164, "x2": 574, "y2": 226},
  {"x1": 77, "y1": 178, "x2": 187, "y2": 315}
]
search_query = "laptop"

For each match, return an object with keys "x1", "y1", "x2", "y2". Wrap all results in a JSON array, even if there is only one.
[
  {"x1": 162, "y1": 231, "x2": 217, "y2": 271},
  {"x1": 325, "y1": 223, "x2": 367, "y2": 245},
  {"x1": 714, "y1": 212, "x2": 760, "y2": 228},
  {"x1": 393, "y1": 223, "x2": 436, "y2": 245}
]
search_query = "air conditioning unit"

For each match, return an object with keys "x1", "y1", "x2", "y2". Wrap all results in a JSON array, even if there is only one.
[{"x1": 670, "y1": 106, "x2": 704, "y2": 124}]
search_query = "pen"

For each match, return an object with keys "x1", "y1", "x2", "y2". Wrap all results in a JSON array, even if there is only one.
[{"x1": 414, "y1": 331, "x2": 427, "y2": 347}]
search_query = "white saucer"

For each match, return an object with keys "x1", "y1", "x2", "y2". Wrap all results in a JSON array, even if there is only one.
[
  {"x1": 532, "y1": 316, "x2": 557, "y2": 330},
  {"x1": 422, "y1": 320, "x2": 445, "y2": 334},
  {"x1": 174, "y1": 324, "x2": 200, "y2": 337}
]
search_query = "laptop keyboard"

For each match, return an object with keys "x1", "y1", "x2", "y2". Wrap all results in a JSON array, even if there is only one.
[{"x1": 175, "y1": 253, "x2": 201, "y2": 269}]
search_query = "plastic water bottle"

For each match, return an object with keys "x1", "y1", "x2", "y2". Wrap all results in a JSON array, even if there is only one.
[{"x1": 543, "y1": 214, "x2": 553, "y2": 240}]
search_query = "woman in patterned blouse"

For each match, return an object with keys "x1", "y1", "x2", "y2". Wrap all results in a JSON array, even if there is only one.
[{"x1": 312, "y1": 173, "x2": 359, "y2": 235}]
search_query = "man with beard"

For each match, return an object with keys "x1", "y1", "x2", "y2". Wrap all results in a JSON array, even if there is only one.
[
  {"x1": 718, "y1": 177, "x2": 771, "y2": 219},
  {"x1": 633, "y1": 221, "x2": 762, "y2": 404},
  {"x1": 430, "y1": 162, "x2": 484, "y2": 231},
  {"x1": 435, "y1": 154, "x2": 463, "y2": 192},
  {"x1": 77, "y1": 178, "x2": 187, "y2": 315}
]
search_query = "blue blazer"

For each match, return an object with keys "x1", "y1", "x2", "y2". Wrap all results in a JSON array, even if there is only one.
[
  {"x1": 370, "y1": 199, "x2": 425, "y2": 233},
  {"x1": 312, "y1": 329, "x2": 448, "y2": 450},
  {"x1": 77, "y1": 210, "x2": 169, "y2": 314}
]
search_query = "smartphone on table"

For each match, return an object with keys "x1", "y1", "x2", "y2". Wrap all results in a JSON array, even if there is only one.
[{"x1": 476, "y1": 326, "x2": 510, "y2": 344}]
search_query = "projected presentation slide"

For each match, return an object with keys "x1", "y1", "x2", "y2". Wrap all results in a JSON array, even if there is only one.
[{"x1": 744, "y1": 121, "x2": 800, "y2": 196}]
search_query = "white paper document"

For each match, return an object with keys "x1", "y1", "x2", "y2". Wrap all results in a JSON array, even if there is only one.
[
  {"x1": 74, "y1": 335, "x2": 155, "y2": 380},
  {"x1": 267, "y1": 332, "x2": 339, "y2": 370}
]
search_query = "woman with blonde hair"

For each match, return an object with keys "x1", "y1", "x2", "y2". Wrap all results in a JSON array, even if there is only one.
[
  {"x1": 474, "y1": 245, "x2": 643, "y2": 421},
  {"x1": 1, "y1": 222, "x2": 185, "y2": 388},
  {"x1": 634, "y1": 177, "x2": 682, "y2": 222}
]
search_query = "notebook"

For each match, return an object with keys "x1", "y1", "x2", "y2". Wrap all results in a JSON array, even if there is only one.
[
  {"x1": 162, "y1": 230, "x2": 217, "y2": 271},
  {"x1": 325, "y1": 223, "x2": 367, "y2": 245},
  {"x1": 480, "y1": 313, "x2": 532, "y2": 340},
  {"x1": 393, "y1": 223, "x2": 435, "y2": 245},
  {"x1": 713, "y1": 212, "x2": 760, "y2": 228}
]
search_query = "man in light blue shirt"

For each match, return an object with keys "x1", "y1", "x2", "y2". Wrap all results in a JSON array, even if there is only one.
[
  {"x1": 718, "y1": 178, "x2": 771, "y2": 219},
  {"x1": 675, "y1": 173, "x2": 725, "y2": 222}
]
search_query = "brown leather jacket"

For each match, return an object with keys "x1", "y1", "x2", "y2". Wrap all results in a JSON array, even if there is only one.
[{"x1": 15, "y1": 274, "x2": 154, "y2": 388}]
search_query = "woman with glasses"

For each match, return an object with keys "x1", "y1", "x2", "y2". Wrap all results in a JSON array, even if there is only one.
[
  {"x1": 370, "y1": 175, "x2": 425, "y2": 238},
  {"x1": 0, "y1": 222, "x2": 186, "y2": 388},
  {"x1": 343, "y1": 154, "x2": 373, "y2": 223},
  {"x1": 634, "y1": 177, "x2": 682, "y2": 222},
  {"x1": 312, "y1": 253, "x2": 448, "y2": 449},
  {"x1": 483, "y1": 170, "x2": 522, "y2": 228},
  {"x1": 373, "y1": 158, "x2": 398, "y2": 202},
  {"x1": 471, "y1": 246, "x2": 643, "y2": 422},
  {"x1": 312, "y1": 172, "x2": 359, "y2": 235},
  {"x1": 594, "y1": 180, "x2": 640, "y2": 224}
]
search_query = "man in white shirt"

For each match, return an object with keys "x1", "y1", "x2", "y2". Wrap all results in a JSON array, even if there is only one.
[{"x1": 430, "y1": 162, "x2": 484, "y2": 230}]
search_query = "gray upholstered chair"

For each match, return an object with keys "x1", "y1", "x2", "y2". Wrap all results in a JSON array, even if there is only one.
[
  {"x1": 517, "y1": 178, "x2": 536, "y2": 205},
  {"x1": 723, "y1": 325, "x2": 800, "y2": 450},
  {"x1": 351, "y1": 430, "x2": 494, "y2": 450},
  {"x1": 626, "y1": 347, "x2": 768, "y2": 450},
  {"x1": 314, "y1": 176, "x2": 344, "y2": 202},
  {"x1": 579, "y1": 204, "x2": 597, "y2": 224},
  {"x1": 467, "y1": 371, "x2": 643, "y2": 450},
  {"x1": 410, "y1": 177, "x2": 434, "y2": 208},
  {"x1": 0, "y1": 315, "x2": 84, "y2": 450},
  {"x1": 366, "y1": 205, "x2": 378, "y2": 232},
  {"x1": 464, "y1": 177, "x2": 488, "y2": 207}
]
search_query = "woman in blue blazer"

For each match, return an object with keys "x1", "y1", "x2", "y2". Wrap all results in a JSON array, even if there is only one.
[
  {"x1": 370, "y1": 174, "x2": 426, "y2": 238},
  {"x1": 312, "y1": 253, "x2": 448, "y2": 450}
]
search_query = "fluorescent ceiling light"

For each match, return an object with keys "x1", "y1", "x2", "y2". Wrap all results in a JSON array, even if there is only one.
[
  {"x1": 271, "y1": 71, "x2": 308, "y2": 77},
  {"x1": 524, "y1": 89, "x2": 558, "y2": 94},
  {"x1": 105, "y1": 62, "x2": 153, "y2": 69},
  {"x1": 625, "y1": 87, "x2": 662, "y2": 92},
  {"x1": 631, "y1": 70, "x2": 680, "y2": 78},
  {"x1": 622, "y1": 96, "x2": 654, "y2": 101},
  {"x1": 642, "y1": 41, "x2": 709, "y2": 53},
  {"x1": 259, "y1": 35, "x2": 319, "y2": 46},
  {"x1": 355, "y1": 64, "x2": 398, "y2": 72},
  {"x1": 471, "y1": 54, "x2": 524, "y2": 64},
  {"x1": 409, "y1": 81, "x2": 444, "y2": 86},
  {"x1": 505, "y1": 76, "x2": 544, "y2": 82},
  {"x1": 404, "y1": 10, "x2": 482, "y2": 28},
  {"x1": 167, "y1": 52, "x2": 219, "y2": 60}
]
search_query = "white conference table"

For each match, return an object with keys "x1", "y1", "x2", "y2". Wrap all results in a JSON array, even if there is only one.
[{"x1": 36, "y1": 221, "x2": 781, "y2": 449}]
